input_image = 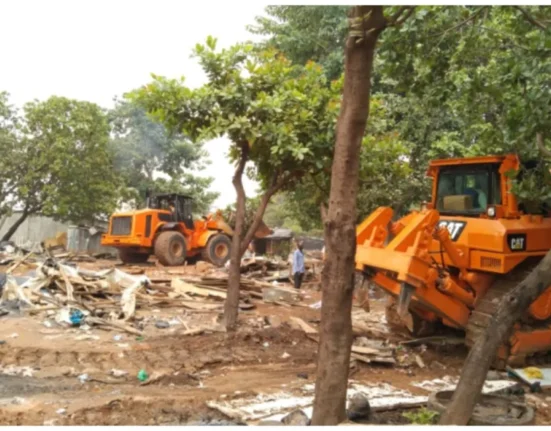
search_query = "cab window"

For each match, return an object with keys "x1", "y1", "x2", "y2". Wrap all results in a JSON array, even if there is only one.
[{"x1": 436, "y1": 164, "x2": 501, "y2": 214}]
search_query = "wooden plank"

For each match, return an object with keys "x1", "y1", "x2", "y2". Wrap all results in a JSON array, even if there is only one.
[
  {"x1": 351, "y1": 352, "x2": 396, "y2": 365},
  {"x1": 351, "y1": 345, "x2": 393, "y2": 357},
  {"x1": 172, "y1": 278, "x2": 226, "y2": 300},
  {"x1": 289, "y1": 317, "x2": 318, "y2": 334}
]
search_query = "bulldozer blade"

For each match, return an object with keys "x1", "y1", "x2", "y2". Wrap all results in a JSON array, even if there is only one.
[{"x1": 397, "y1": 283, "x2": 415, "y2": 318}]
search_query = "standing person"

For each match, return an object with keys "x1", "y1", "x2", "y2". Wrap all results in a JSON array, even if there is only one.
[{"x1": 292, "y1": 241, "x2": 305, "y2": 289}]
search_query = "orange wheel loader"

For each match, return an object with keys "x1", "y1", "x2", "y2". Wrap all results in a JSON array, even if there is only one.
[
  {"x1": 355, "y1": 154, "x2": 551, "y2": 367},
  {"x1": 101, "y1": 193, "x2": 233, "y2": 267}
]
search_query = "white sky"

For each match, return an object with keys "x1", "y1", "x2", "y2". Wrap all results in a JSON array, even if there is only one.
[{"x1": 0, "y1": 0, "x2": 270, "y2": 210}]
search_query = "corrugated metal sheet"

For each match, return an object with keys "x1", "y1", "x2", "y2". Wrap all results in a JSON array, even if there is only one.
[
  {"x1": 67, "y1": 225, "x2": 115, "y2": 254},
  {"x1": 0, "y1": 211, "x2": 115, "y2": 255},
  {"x1": 0, "y1": 212, "x2": 68, "y2": 247}
]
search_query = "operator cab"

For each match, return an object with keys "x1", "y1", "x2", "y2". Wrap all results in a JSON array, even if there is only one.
[
  {"x1": 147, "y1": 193, "x2": 195, "y2": 230},
  {"x1": 435, "y1": 163, "x2": 501, "y2": 215},
  {"x1": 431, "y1": 155, "x2": 551, "y2": 217}
]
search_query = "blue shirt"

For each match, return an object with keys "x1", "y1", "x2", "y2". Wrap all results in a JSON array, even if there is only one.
[{"x1": 293, "y1": 249, "x2": 305, "y2": 274}]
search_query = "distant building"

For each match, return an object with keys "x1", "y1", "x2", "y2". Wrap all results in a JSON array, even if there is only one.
[
  {"x1": 253, "y1": 228, "x2": 294, "y2": 257},
  {"x1": 297, "y1": 236, "x2": 324, "y2": 251}
]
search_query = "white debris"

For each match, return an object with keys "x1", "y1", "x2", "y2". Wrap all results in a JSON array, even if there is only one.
[
  {"x1": 56, "y1": 408, "x2": 67, "y2": 415},
  {"x1": 411, "y1": 375, "x2": 516, "y2": 393},
  {"x1": 281, "y1": 352, "x2": 291, "y2": 359},
  {"x1": 0, "y1": 276, "x2": 34, "y2": 306},
  {"x1": 78, "y1": 373, "x2": 89, "y2": 383},
  {"x1": 74, "y1": 334, "x2": 100, "y2": 341},
  {"x1": 309, "y1": 300, "x2": 322, "y2": 309},
  {"x1": 0, "y1": 365, "x2": 34, "y2": 377},
  {"x1": 208, "y1": 381, "x2": 427, "y2": 422},
  {"x1": 110, "y1": 369, "x2": 128, "y2": 378}
]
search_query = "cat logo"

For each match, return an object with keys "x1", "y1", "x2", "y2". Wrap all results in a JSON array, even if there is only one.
[
  {"x1": 507, "y1": 234, "x2": 527, "y2": 252},
  {"x1": 437, "y1": 220, "x2": 466, "y2": 242}
]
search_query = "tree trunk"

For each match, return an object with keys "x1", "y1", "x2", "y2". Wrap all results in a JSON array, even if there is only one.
[
  {"x1": 439, "y1": 251, "x2": 551, "y2": 425},
  {"x1": 224, "y1": 145, "x2": 249, "y2": 331},
  {"x1": 311, "y1": 6, "x2": 386, "y2": 425},
  {"x1": 239, "y1": 174, "x2": 288, "y2": 256},
  {"x1": 1, "y1": 209, "x2": 29, "y2": 242}
]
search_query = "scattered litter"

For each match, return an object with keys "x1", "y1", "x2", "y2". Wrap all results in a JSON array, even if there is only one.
[
  {"x1": 8, "y1": 333, "x2": 19, "y2": 339},
  {"x1": 113, "y1": 335, "x2": 123, "y2": 342},
  {"x1": 415, "y1": 355, "x2": 425, "y2": 369},
  {"x1": 110, "y1": 369, "x2": 129, "y2": 378},
  {"x1": 509, "y1": 367, "x2": 551, "y2": 390},
  {"x1": 137, "y1": 369, "x2": 148, "y2": 382},
  {"x1": 56, "y1": 408, "x2": 67, "y2": 415},
  {"x1": 309, "y1": 300, "x2": 322, "y2": 309},
  {"x1": 70, "y1": 309, "x2": 84, "y2": 326},
  {"x1": 78, "y1": 374, "x2": 89, "y2": 383},
  {"x1": 281, "y1": 352, "x2": 290, "y2": 359},
  {"x1": 155, "y1": 320, "x2": 170, "y2": 329},
  {"x1": 74, "y1": 334, "x2": 100, "y2": 341},
  {"x1": 523, "y1": 367, "x2": 544, "y2": 380},
  {"x1": 263, "y1": 342, "x2": 270, "y2": 348}
]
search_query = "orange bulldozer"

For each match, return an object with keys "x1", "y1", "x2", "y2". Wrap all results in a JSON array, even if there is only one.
[
  {"x1": 101, "y1": 193, "x2": 235, "y2": 266},
  {"x1": 355, "y1": 154, "x2": 551, "y2": 367}
]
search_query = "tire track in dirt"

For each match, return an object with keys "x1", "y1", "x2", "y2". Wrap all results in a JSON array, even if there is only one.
[{"x1": 0, "y1": 326, "x2": 317, "y2": 378}]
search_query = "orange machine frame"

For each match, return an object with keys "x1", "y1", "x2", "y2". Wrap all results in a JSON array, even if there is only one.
[
  {"x1": 355, "y1": 154, "x2": 551, "y2": 358},
  {"x1": 101, "y1": 209, "x2": 227, "y2": 257}
]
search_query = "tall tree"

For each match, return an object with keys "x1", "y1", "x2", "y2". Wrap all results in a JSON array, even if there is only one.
[
  {"x1": 0, "y1": 95, "x2": 123, "y2": 240},
  {"x1": 109, "y1": 99, "x2": 218, "y2": 215},
  {"x1": 248, "y1": 6, "x2": 349, "y2": 81},
  {"x1": 311, "y1": 5, "x2": 414, "y2": 425},
  {"x1": 129, "y1": 39, "x2": 340, "y2": 330}
]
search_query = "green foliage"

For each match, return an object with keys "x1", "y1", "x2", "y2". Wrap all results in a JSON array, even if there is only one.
[
  {"x1": 221, "y1": 196, "x2": 262, "y2": 234},
  {"x1": 0, "y1": 92, "x2": 21, "y2": 217},
  {"x1": 248, "y1": 6, "x2": 349, "y2": 81},
  {"x1": 0, "y1": 94, "x2": 123, "y2": 223},
  {"x1": 402, "y1": 408, "x2": 440, "y2": 425},
  {"x1": 510, "y1": 163, "x2": 551, "y2": 210},
  {"x1": 250, "y1": 6, "x2": 551, "y2": 221},
  {"x1": 108, "y1": 99, "x2": 218, "y2": 214},
  {"x1": 129, "y1": 39, "x2": 340, "y2": 236}
]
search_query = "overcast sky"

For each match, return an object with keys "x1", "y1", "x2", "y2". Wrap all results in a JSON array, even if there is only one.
[{"x1": 0, "y1": 0, "x2": 270, "y2": 210}]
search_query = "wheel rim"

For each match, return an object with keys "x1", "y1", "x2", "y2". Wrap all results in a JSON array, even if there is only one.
[
  {"x1": 215, "y1": 243, "x2": 228, "y2": 258},
  {"x1": 171, "y1": 241, "x2": 184, "y2": 257}
]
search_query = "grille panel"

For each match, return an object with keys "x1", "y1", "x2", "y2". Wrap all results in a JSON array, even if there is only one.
[
  {"x1": 481, "y1": 257, "x2": 501, "y2": 269},
  {"x1": 111, "y1": 216, "x2": 132, "y2": 236}
]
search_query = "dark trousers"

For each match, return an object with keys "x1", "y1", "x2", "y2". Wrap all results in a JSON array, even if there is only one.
[{"x1": 294, "y1": 272, "x2": 304, "y2": 289}]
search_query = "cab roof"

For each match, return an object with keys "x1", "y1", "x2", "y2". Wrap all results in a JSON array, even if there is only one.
[
  {"x1": 150, "y1": 193, "x2": 193, "y2": 200},
  {"x1": 426, "y1": 154, "x2": 520, "y2": 177}
]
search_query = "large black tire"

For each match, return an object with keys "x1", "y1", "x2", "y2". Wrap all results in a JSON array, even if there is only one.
[
  {"x1": 118, "y1": 249, "x2": 150, "y2": 264},
  {"x1": 201, "y1": 234, "x2": 231, "y2": 267},
  {"x1": 154, "y1": 231, "x2": 187, "y2": 266}
]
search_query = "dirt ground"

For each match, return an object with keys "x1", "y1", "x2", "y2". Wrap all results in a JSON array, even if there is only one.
[{"x1": 0, "y1": 258, "x2": 550, "y2": 425}]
